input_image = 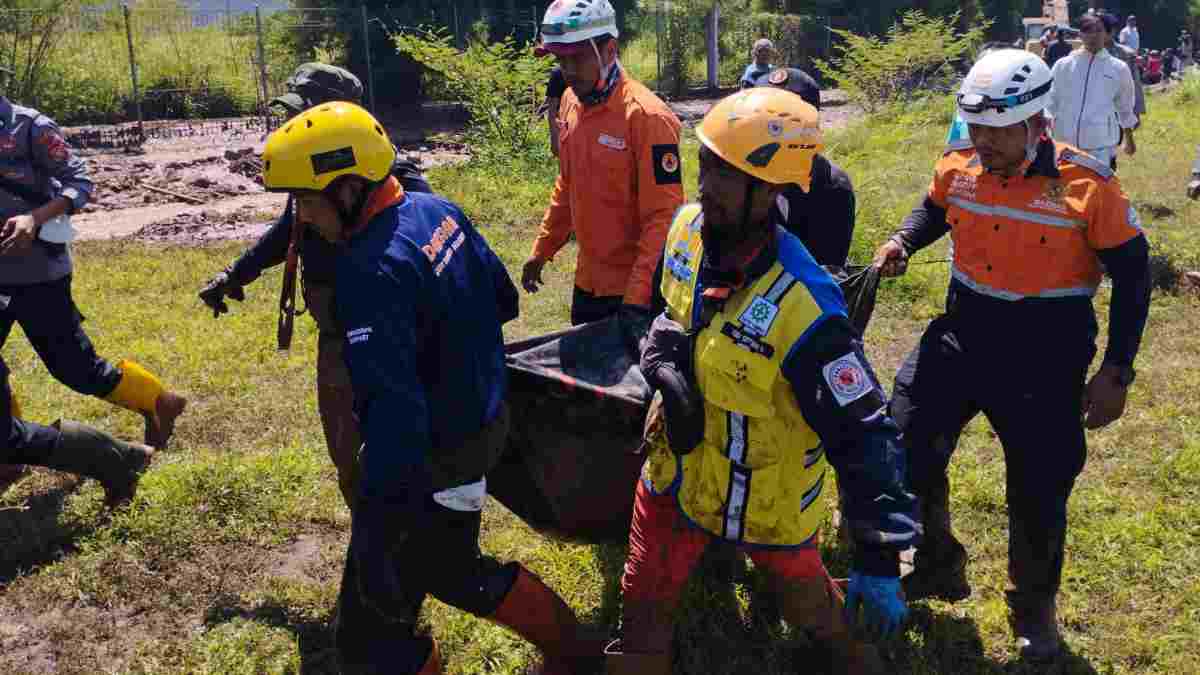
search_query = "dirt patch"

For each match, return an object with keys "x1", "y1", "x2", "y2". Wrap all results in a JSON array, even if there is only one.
[
  {"x1": 130, "y1": 204, "x2": 276, "y2": 245},
  {"x1": 668, "y1": 89, "x2": 864, "y2": 131}
]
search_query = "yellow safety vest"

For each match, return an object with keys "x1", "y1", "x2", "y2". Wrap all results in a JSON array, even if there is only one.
[{"x1": 643, "y1": 204, "x2": 832, "y2": 547}]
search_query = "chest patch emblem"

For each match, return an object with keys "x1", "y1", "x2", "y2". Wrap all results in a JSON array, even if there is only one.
[
  {"x1": 598, "y1": 134, "x2": 627, "y2": 150},
  {"x1": 822, "y1": 352, "x2": 873, "y2": 407},
  {"x1": 738, "y1": 295, "x2": 779, "y2": 337}
]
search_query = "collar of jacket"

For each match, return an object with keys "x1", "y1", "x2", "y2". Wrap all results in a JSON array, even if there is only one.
[
  {"x1": 346, "y1": 175, "x2": 405, "y2": 238},
  {"x1": 700, "y1": 219, "x2": 781, "y2": 294},
  {"x1": 1024, "y1": 137, "x2": 1061, "y2": 179},
  {"x1": 579, "y1": 62, "x2": 624, "y2": 108}
]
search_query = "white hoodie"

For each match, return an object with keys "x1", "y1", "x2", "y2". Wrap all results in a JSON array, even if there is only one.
[{"x1": 1047, "y1": 48, "x2": 1138, "y2": 151}]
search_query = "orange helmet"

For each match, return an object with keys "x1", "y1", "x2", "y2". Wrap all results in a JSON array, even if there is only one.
[{"x1": 695, "y1": 87, "x2": 823, "y2": 191}]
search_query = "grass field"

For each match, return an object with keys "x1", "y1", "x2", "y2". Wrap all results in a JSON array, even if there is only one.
[{"x1": 1, "y1": 81, "x2": 1199, "y2": 674}]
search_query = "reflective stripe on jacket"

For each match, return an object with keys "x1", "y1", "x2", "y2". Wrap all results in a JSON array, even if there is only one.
[
  {"x1": 929, "y1": 142, "x2": 1141, "y2": 301},
  {"x1": 532, "y1": 75, "x2": 685, "y2": 307},
  {"x1": 644, "y1": 204, "x2": 831, "y2": 547}
]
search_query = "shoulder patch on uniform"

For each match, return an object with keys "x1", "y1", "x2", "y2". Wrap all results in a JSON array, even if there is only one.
[
  {"x1": 1058, "y1": 147, "x2": 1113, "y2": 180},
  {"x1": 652, "y1": 144, "x2": 682, "y2": 185},
  {"x1": 822, "y1": 352, "x2": 874, "y2": 407},
  {"x1": 768, "y1": 68, "x2": 789, "y2": 85}
]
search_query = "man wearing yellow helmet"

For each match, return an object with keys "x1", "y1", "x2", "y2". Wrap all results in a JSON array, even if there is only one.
[
  {"x1": 262, "y1": 103, "x2": 603, "y2": 675},
  {"x1": 604, "y1": 88, "x2": 919, "y2": 674}
]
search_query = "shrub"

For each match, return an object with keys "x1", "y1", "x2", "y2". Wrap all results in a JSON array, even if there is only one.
[
  {"x1": 393, "y1": 28, "x2": 552, "y2": 167},
  {"x1": 815, "y1": 11, "x2": 987, "y2": 113}
]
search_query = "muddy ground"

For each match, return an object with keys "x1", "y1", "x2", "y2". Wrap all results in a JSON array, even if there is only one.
[{"x1": 67, "y1": 94, "x2": 859, "y2": 246}]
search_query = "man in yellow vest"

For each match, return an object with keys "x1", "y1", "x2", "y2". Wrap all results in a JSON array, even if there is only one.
[{"x1": 604, "y1": 88, "x2": 919, "y2": 674}]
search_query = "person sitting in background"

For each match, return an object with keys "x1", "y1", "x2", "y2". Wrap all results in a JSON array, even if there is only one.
[
  {"x1": 752, "y1": 67, "x2": 855, "y2": 267},
  {"x1": 739, "y1": 38, "x2": 775, "y2": 88}
]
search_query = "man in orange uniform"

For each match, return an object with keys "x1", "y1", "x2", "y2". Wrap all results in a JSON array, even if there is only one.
[
  {"x1": 874, "y1": 49, "x2": 1151, "y2": 661},
  {"x1": 522, "y1": 0, "x2": 685, "y2": 326}
]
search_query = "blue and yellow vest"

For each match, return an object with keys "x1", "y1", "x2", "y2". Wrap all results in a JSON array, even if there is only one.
[{"x1": 644, "y1": 204, "x2": 838, "y2": 547}]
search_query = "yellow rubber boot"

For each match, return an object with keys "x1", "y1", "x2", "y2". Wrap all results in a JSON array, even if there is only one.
[{"x1": 105, "y1": 360, "x2": 187, "y2": 450}]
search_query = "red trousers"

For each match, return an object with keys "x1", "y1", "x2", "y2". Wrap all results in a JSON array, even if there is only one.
[{"x1": 621, "y1": 480, "x2": 827, "y2": 606}]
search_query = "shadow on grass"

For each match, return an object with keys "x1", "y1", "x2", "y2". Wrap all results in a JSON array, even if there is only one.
[
  {"x1": 0, "y1": 479, "x2": 87, "y2": 585},
  {"x1": 900, "y1": 604, "x2": 1100, "y2": 675},
  {"x1": 203, "y1": 598, "x2": 339, "y2": 675}
]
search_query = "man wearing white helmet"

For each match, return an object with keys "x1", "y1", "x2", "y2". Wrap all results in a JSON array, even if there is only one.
[
  {"x1": 523, "y1": 0, "x2": 685, "y2": 331},
  {"x1": 873, "y1": 48, "x2": 1151, "y2": 661}
]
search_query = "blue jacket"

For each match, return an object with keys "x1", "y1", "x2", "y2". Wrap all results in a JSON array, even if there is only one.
[
  {"x1": 336, "y1": 189, "x2": 519, "y2": 502},
  {"x1": 0, "y1": 97, "x2": 93, "y2": 285}
]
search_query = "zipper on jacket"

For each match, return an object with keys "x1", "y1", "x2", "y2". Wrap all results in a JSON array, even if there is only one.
[{"x1": 1075, "y1": 52, "x2": 1095, "y2": 149}]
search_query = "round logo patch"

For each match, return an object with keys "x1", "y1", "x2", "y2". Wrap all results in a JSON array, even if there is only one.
[
  {"x1": 767, "y1": 119, "x2": 784, "y2": 137},
  {"x1": 768, "y1": 68, "x2": 789, "y2": 85},
  {"x1": 661, "y1": 152, "x2": 679, "y2": 174},
  {"x1": 822, "y1": 352, "x2": 873, "y2": 406}
]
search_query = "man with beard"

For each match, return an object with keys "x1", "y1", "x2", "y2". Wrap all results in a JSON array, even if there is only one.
[
  {"x1": 604, "y1": 87, "x2": 920, "y2": 674},
  {"x1": 522, "y1": 0, "x2": 685, "y2": 328}
]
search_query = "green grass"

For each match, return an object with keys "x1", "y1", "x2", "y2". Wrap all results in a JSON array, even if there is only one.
[{"x1": 1, "y1": 86, "x2": 1199, "y2": 674}]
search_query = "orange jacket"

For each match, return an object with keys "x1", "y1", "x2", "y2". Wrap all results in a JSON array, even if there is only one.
[
  {"x1": 929, "y1": 142, "x2": 1140, "y2": 300},
  {"x1": 531, "y1": 75, "x2": 685, "y2": 307}
]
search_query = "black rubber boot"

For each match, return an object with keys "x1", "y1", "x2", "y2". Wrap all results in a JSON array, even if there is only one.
[
  {"x1": 46, "y1": 420, "x2": 154, "y2": 508},
  {"x1": 1008, "y1": 592, "x2": 1062, "y2": 662},
  {"x1": 902, "y1": 473, "x2": 971, "y2": 602}
]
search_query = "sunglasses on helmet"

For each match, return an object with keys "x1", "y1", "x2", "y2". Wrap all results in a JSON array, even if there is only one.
[{"x1": 957, "y1": 79, "x2": 1051, "y2": 114}]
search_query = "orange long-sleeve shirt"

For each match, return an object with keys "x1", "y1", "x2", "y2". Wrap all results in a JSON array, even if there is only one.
[{"x1": 531, "y1": 75, "x2": 685, "y2": 307}]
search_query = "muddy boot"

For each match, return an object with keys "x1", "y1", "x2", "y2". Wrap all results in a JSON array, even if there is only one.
[
  {"x1": 104, "y1": 359, "x2": 187, "y2": 450},
  {"x1": 774, "y1": 574, "x2": 886, "y2": 675},
  {"x1": 46, "y1": 420, "x2": 154, "y2": 508},
  {"x1": 1007, "y1": 592, "x2": 1061, "y2": 662},
  {"x1": 902, "y1": 475, "x2": 970, "y2": 603},
  {"x1": 488, "y1": 566, "x2": 607, "y2": 675},
  {"x1": 603, "y1": 640, "x2": 671, "y2": 675}
]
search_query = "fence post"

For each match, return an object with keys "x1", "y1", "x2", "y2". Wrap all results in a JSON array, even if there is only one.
[
  {"x1": 255, "y1": 6, "x2": 270, "y2": 130},
  {"x1": 360, "y1": 4, "x2": 375, "y2": 114},
  {"x1": 121, "y1": 2, "x2": 144, "y2": 140},
  {"x1": 706, "y1": 3, "x2": 719, "y2": 90},
  {"x1": 655, "y1": 0, "x2": 663, "y2": 90}
]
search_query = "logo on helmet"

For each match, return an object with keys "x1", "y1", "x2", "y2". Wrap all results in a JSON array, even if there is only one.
[
  {"x1": 767, "y1": 120, "x2": 784, "y2": 138},
  {"x1": 768, "y1": 68, "x2": 789, "y2": 85}
]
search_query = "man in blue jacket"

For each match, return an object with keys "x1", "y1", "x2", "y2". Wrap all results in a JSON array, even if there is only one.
[
  {"x1": 198, "y1": 63, "x2": 430, "y2": 510},
  {"x1": 261, "y1": 102, "x2": 603, "y2": 675}
]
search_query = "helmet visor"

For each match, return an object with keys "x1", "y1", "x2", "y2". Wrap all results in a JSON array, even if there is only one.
[{"x1": 957, "y1": 79, "x2": 1051, "y2": 114}]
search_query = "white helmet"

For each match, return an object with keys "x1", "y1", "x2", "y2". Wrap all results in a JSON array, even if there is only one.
[
  {"x1": 957, "y1": 48, "x2": 1052, "y2": 127},
  {"x1": 535, "y1": 0, "x2": 619, "y2": 57}
]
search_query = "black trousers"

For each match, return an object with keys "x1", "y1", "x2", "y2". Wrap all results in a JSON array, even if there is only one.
[
  {"x1": 570, "y1": 286, "x2": 623, "y2": 326},
  {"x1": 891, "y1": 313, "x2": 1094, "y2": 600},
  {"x1": 0, "y1": 276, "x2": 121, "y2": 464}
]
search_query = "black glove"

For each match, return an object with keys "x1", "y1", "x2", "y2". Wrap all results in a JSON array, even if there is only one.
[
  {"x1": 640, "y1": 313, "x2": 704, "y2": 455},
  {"x1": 198, "y1": 268, "x2": 246, "y2": 318}
]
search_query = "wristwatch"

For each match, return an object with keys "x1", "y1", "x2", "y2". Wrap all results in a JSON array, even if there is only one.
[{"x1": 1109, "y1": 365, "x2": 1137, "y2": 387}]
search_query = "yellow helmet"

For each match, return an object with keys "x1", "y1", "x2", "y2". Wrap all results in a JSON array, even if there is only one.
[
  {"x1": 695, "y1": 88, "x2": 823, "y2": 191},
  {"x1": 262, "y1": 102, "x2": 395, "y2": 193}
]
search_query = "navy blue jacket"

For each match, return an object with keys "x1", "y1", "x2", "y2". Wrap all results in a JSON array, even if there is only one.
[{"x1": 336, "y1": 190, "x2": 518, "y2": 502}]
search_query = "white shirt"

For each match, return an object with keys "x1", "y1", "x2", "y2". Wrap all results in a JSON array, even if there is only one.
[
  {"x1": 1047, "y1": 48, "x2": 1138, "y2": 151},
  {"x1": 1119, "y1": 26, "x2": 1140, "y2": 51}
]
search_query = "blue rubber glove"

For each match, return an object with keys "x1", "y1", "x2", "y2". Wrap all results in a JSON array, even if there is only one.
[{"x1": 844, "y1": 571, "x2": 907, "y2": 641}]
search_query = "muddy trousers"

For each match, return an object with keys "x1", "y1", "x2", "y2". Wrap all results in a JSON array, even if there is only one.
[
  {"x1": 334, "y1": 490, "x2": 520, "y2": 674},
  {"x1": 890, "y1": 315, "x2": 1091, "y2": 605},
  {"x1": 305, "y1": 283, "x2": 362, "y2": 510},
  {"x1": 618, "y1": 480, "x2": 836, "y2": 654},
  {"x1": 0, "y1": 360, "x2": 64, "y2": 464}
]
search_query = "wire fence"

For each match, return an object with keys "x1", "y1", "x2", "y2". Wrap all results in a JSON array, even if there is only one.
[{"x1": 0, "y1": 2, "x2": 838, "y2": 152}]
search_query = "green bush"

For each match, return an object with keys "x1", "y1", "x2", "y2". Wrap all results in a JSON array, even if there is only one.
[
  {"x1": 815, "y1": 11, "x2": 987, "y2": 113},
  {"x1": 393, "y1": 28, "x2": 553, "y2": 168}
]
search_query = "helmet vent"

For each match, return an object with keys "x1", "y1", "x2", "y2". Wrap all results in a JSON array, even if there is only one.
[
  {"x1": 1011, "y1": 73, "x2": 1027, "y2": 83},
  {"x1": 1021, "y1": 64, "x2": 1033, "y2": 74},
  {"x1": 375, "y1": 125, "x2": 383, "y2": 135},
  {"x1": 284, "y1": 124, "x2": 293, "y2": 134},
  {"x1": 1004, "y1": 87, "x2": 1021, "y2": 95},
  {"x1": 306, "y1": 119, "x2": 314, "y2": 128},
  {"x1": 746, "y1": 143, "x2": 780, "y2": 168}
]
